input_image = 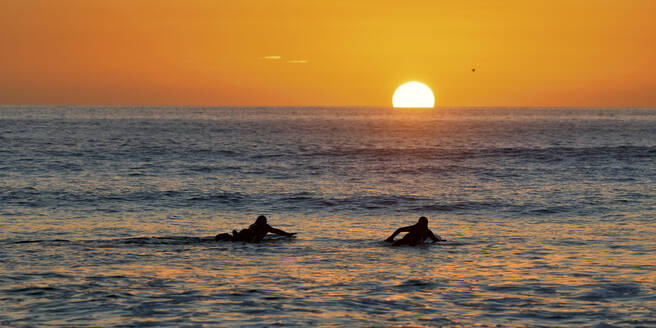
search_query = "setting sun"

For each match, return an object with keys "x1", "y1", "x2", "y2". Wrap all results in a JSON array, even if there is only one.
[{"x1": 392, "y1": 82, "x2": 435, "y2": 108}]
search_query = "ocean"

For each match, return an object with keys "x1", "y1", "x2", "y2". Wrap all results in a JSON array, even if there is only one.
[{"x1": 1, "y1": 106, "x2": 655, "y2": 327}]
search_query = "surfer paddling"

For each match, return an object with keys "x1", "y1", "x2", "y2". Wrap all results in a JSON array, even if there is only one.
[
  {"x1": 385, "y1": 216, "x2": 444, "y2": 246},
  {"x1": 215, "y1": 215, "x2": 296, "y2": 243}
]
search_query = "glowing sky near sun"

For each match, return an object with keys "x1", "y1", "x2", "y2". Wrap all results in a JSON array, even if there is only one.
[{"x1": 1, "y1": 0, "x2": 655, "y2": 107}]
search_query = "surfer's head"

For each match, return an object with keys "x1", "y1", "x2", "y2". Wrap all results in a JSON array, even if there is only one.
[
  {"x1": 255, "y1": 215, "x2": 267, "y2": 224},
  {"x1": 418, "y1": 216, "x2": 428, "y2": 227}
]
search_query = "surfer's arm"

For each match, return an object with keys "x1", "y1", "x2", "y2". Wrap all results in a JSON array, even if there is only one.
[
  {"x1": 268, "y1": 227, "x2": 296, "y2": 237},
  {"x1": 385, "y1": 226, "x2": 411, "y2": 242},
  {"x1": 427, "y1": 229, "x2": 442, "y2": 243}
]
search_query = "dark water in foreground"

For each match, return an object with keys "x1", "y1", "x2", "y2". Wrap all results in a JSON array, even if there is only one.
[{"x1": 1, "y1": 106, "x2": 655, "y2": 327}]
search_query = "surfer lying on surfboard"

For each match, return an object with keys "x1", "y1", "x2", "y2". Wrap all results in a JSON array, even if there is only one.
[
  {"x1": 215, "y1": 215, "x2": 297, "y2": 243},
  {"x1": 385, "y1": 216, "x2": 444, "y2": 246}
]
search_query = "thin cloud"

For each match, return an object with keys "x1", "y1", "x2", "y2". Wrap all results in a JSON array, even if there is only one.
[
  {"x1": 287, "y1": 59, "x2": 308, "y2": 64},
  {"x1": 263, "y1": 56, "x2": 281, "y2": 60}
]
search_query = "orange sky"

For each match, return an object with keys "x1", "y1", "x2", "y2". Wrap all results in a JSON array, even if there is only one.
[{"x1": 1, "y1": 0, "x2": 655, "y2": 107}]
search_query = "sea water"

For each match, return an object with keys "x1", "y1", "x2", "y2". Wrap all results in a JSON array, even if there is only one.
[{"x1": 1, "y1": 106, "x2": 655, "y2": 327}]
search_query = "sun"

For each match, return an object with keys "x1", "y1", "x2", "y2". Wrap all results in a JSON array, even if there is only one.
[{"x1": 392, "y1": 81, "x2": 435, "y2": 108}]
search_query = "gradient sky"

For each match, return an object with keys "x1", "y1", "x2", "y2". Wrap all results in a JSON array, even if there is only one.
[{"x1": 1, "y1": 0, "x2": 655, "y2": 107}]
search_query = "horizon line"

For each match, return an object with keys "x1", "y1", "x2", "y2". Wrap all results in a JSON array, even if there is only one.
[{"x1": 1, "y1": 104, "x2": 656, "y2": 110}]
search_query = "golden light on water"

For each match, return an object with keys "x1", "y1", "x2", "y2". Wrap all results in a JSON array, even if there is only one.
[{"x1": 392, "y1": 82, "x2": 435, "y2": 108}]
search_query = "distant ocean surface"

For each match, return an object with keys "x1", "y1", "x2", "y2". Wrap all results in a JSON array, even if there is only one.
[{"x1": 1, "y1": 106, "x2": 655, "y2": 327}]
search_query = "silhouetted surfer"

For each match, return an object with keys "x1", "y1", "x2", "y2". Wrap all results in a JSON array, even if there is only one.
[
  {"x1": 215, "y1": 215, "x2": 296, "y2": 242},
  {"x1": 385, "y1": 216, "x2": 443, "y2": 246}
]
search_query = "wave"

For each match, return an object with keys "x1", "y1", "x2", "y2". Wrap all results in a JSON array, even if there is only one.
[
  {"x1": 1, "y1": 186, "x2": 601, "y2": 217},
  {"x1": 0, "y1": 189, "x2": 249, "y2": 208},
  {"x1": 303, "y1": 146, "x2": 656, "y2": 162},
  {"x1": 5, "y1": 235, "x2": 298, "y2": 247}
]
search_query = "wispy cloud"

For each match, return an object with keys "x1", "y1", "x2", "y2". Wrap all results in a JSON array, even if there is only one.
[{"x1": 261, "y1": 56, "x2": 308, "y2": 64}]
